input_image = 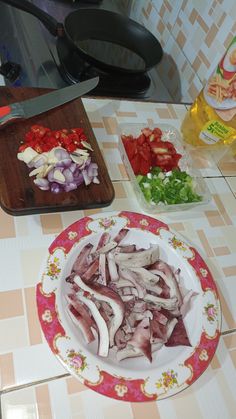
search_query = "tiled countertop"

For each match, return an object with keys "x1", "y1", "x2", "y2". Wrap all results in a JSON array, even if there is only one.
[{"x1": 1, "y1": 98, "x2": 236, "y2": 418}]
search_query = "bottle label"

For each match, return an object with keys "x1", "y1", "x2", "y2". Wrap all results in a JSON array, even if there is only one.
[
  {"x1": 203, "y1": 36, "x2": 236, "y2": 112},
  {"x1": 199, "y1": 120, "x2": 235, "y2": 144}
]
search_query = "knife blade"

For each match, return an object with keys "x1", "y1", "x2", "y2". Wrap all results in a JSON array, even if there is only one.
[{"x1": 0, "y1": 77, "x2": 99, "y2": 128}]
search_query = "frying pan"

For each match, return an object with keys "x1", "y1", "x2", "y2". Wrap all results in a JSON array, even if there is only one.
[{"x1": 1, "y1": 0, "x2": 163, "y2": 75}]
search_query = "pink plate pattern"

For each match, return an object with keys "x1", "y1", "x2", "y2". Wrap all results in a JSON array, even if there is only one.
[{"x1": 36, "y1": 211, "x2": 221, "y2": 402}]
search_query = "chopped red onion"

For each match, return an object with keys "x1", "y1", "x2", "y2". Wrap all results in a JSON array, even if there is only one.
[
  {"x1": 87, "y1": 163, "x2": 98, "y2": 178},
  {"x1": 69, "y1": 163, "x2": 77, "y2": 173},
  {"x1": 50, "y1": 182, "x2": 63, "y2": 194},
  {"x1": 63, "y1": 168, "x2": 74, "y2": 183},
  {"x1": 48, "y1": 168, "x2": 65, "y2": 184},
  {"x1": 20, "y1": 144, "x2": 99, "y2": 194},
  {"x1": 55, "y1": 159, "x2": 72, "y2": 168},
  {"x1": 64, "y1": 182, "x2": 78, "y2": 192},
  {"x1": 73, "y1": 173, "x2": 84, "y2": 186},
  {"x1": 47, "y1": 169, "x2": 56, "y2": 183},
  {"x1": 82, "y1": 169, "x2": 92, "y2": 186},
  {"x1": 92, "y1": 176, "x2": 100, "y2": 184},
  {"x1": 54, "y1": 148, "x2": 70, "y2": 160}
]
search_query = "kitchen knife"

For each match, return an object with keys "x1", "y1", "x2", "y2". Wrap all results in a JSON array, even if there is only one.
[{"x1": 0, "y1": 77, "x2": 99, "y2": 128}]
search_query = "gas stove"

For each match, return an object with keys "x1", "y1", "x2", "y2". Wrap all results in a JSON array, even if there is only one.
[{"x1": 0, "y1": 0, "x2": 170, "y2": 101}]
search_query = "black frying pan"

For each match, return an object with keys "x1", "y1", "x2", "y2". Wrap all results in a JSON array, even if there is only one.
[{"x1": 1, "y1": 0, "x2": 163, "y2": 75}]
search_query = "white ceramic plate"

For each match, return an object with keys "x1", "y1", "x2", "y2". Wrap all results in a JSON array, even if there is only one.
[{"x1": 36, "y1": 211, "x2": 221, "y2": 402}]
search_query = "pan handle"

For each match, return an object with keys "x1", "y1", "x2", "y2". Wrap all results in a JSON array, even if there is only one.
[{"x1": 0, "y1": 0, "x2": 61, "y2": 36}]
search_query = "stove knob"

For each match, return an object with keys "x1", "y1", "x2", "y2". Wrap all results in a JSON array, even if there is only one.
[{"x1": 0, "y1": 61, "x2": 21, "y2": 83}]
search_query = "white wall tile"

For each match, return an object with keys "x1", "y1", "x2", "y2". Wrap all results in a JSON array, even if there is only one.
[{"x1": 126, "y1": 0, "x2": 236, "y2": 102}]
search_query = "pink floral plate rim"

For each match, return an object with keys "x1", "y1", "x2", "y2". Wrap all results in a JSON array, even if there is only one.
[{"x1": 36, "y1": 211, "x2": 221, "y2": 402}]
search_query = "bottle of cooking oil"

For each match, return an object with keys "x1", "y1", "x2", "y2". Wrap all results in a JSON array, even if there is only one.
[{"x1": 181, "y1": 35, "x2": 236, "y2": 149}]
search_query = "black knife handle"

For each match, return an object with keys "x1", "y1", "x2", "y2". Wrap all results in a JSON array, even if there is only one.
[{"x1": 0, "y1": 103, "x2": 25, "y2": 128}]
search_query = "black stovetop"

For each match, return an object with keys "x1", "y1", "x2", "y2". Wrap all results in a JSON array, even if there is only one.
[
  {"x1": 32, "y1": 0, "x2": 153, "y2": 98},
  {"x1": 0, "y1": 0, "x2": 165, "y2": 100}
]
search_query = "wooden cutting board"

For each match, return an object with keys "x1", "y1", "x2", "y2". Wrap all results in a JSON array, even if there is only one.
[{"x1": 0, "y1": 87, "x2": 114, "y2": 216}]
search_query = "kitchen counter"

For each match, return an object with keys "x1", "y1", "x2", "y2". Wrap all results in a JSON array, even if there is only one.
[{"x1": 1, "y1": 98, "x2": 236, "y2": 419}]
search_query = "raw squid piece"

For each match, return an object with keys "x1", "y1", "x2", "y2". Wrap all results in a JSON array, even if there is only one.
[{"x1": 64, "y1": 228, "x2": 195, "y2": 362}]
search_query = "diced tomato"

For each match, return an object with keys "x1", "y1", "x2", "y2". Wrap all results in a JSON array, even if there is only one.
[
  {"x1": 144, "y1": 127, "x2": 162, "y2": 143},
  {"x1": 60, "y1": 132, "x2": 68, "y2": 140},
  {"x1": 18, "y1": 143, "x2": 28, "y2": 152},
  {"x1": 138, "y1": 148, "x2": 149, "y2": 162},
  {"x1": 162, "y1": 141, "x2": 177, "y2": 155},
  {"x1": 79, "y1": 134, "x2": 87, "y2": 142},
  {"x1": 68, "y1": 133, "x2": 78, "y2": 142},
  {"x1": 150, "y1": 143, "x2": 169, "y2": 154},
  {"x1": 138, "y1": 143, "x2": 151, "y2": 161},
  {"x1": 137, "y1": 133, "x2": 146, "y2": 145},
  {"x1": 122, "y1": 138, "x2": 136, "y2": 160},
  {"x1": 140, "y1": 158, "x2": 151, "y2": 175},
  {"x1": 154, "y1": 153, "x2": 181, "y2": 172},
  {"x1": 41, "y1": 143, "x2": 52, "y2": 152},
  {"x1": 122, "y1": 127, "x2": 182, "y2": 175},
  {"x1": 25, "y1": 131, "x2": 35, "y2": 142},
  {"x1": 150, "y1": 140, "x2": 175, "y2": 153},
  {"x1": 155, "y1": 154, "x2": 172, "y2": 166},
  {"x1": 54, "y1": 131, "x2": 62, "y2": 139},
  {"x1": 47, "y1": 136, "x2": 58, "y2": 148},
  {"x1": 121, "y1": 134, "x2": 132, "y2": 144},
  {"x1": 171, "y1": 153, "x2": 182, "y2": 167},
  {"x1": 30, "y1": 125, "x2": 50, "y2": 138},
  {"x1": 35, "y1": 145, "x2": 43, "y2": 153},
  {"x1": 130, "y1": 154, "x2": 141, "y2": 175},
  {"x1": 18, "y1": 125, "x2": 89, "y2": 154},
  {"x1": 141, "y1": 128, "x2": 153, "y2": 137},
  {"x1": 72, "y1": 128, "x2": 84, "y2": 136},
  {"x1": 66, "y1": 143, "x2": 77, "y2": 152},
  {"x1": 61, "y1": 136, "x2": 72, "y2": 146},
  {"x1": 152, "y1": 127, "x2": 162, "y2": 138},
  {"x1": 122, "y1": 133, "x2": 152, "y2": 174}
]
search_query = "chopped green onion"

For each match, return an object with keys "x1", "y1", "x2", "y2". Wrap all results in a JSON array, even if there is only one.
[{"x1": 137, "y1": 168, "x2": 202, "y2": 205}]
